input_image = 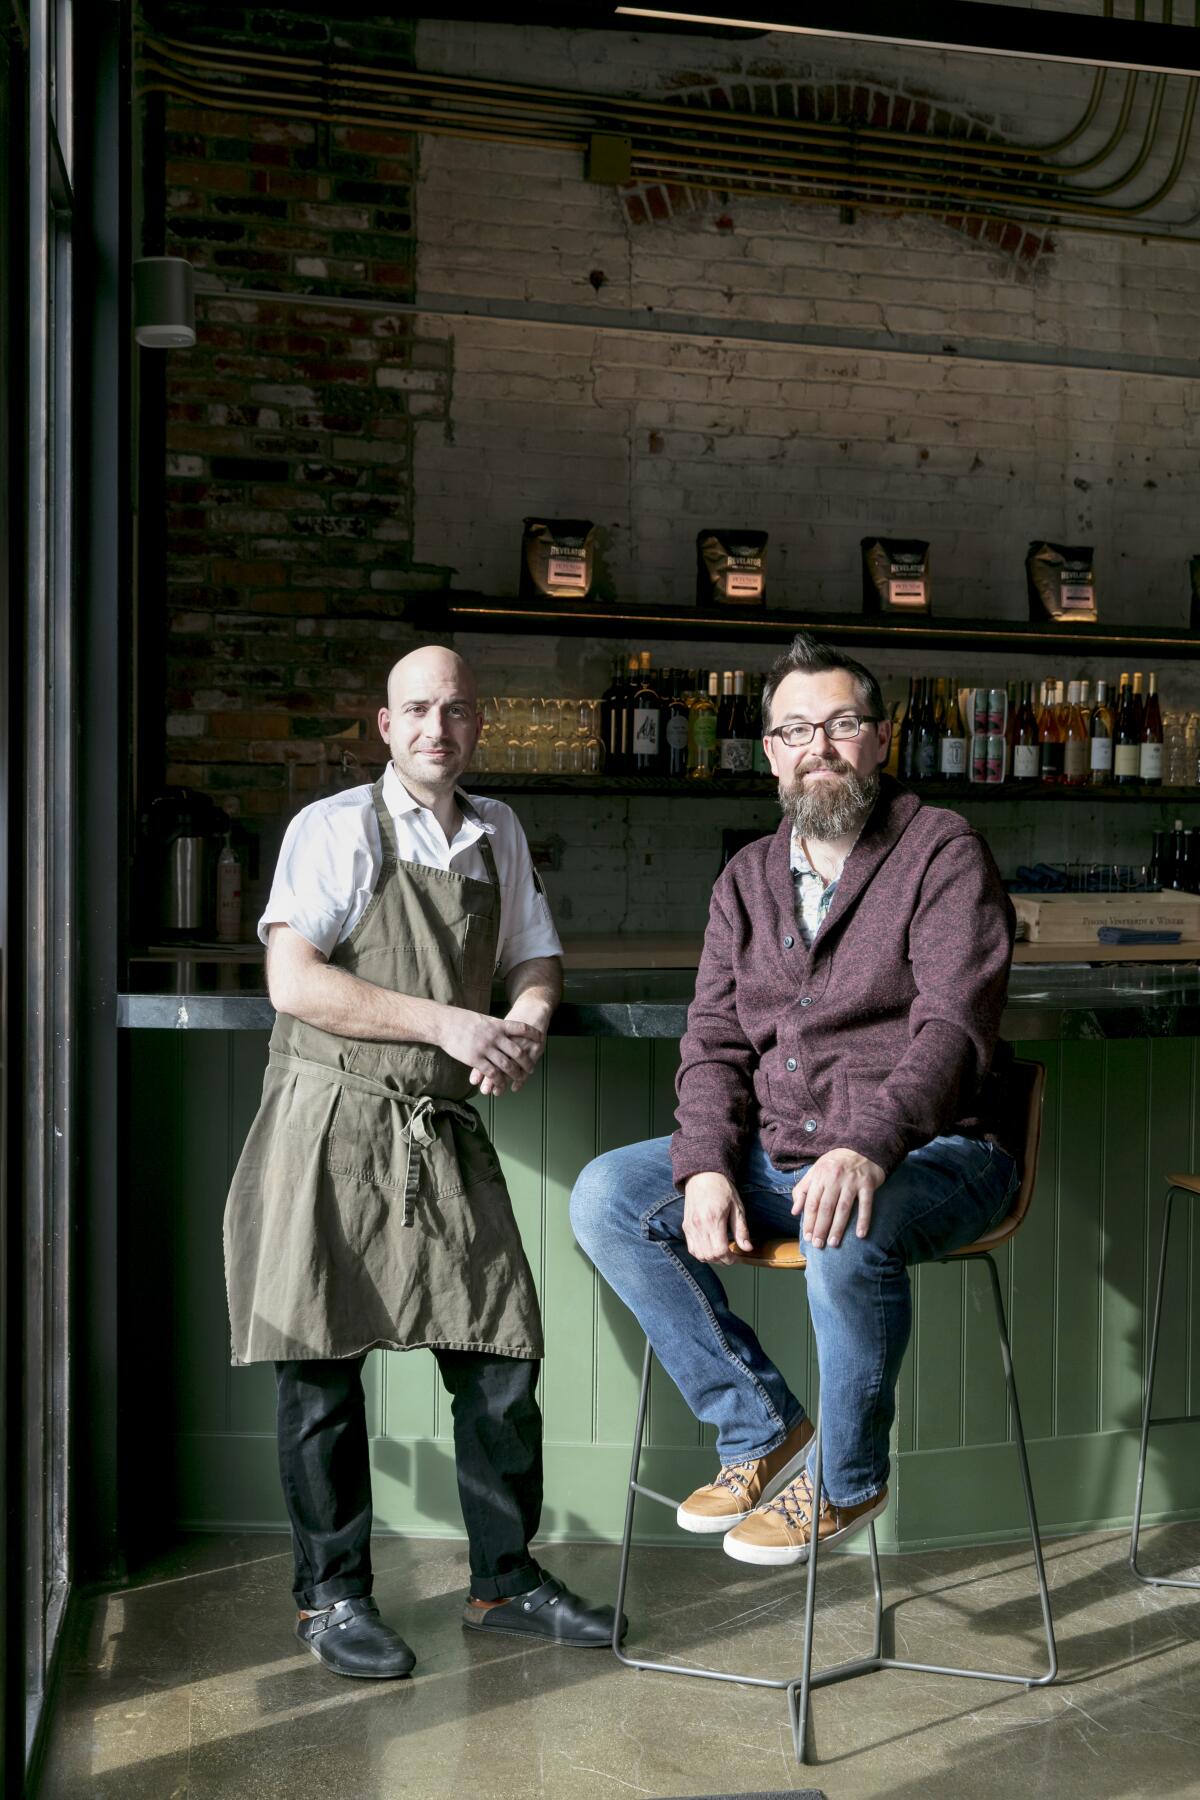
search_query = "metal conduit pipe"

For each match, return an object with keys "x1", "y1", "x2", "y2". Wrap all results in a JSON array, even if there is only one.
[
  {"x1": 135, "y1": 48, "x2": 1147, "y2": 208},
  {"x1": 140, "y1": 55, "x2": 1200, "y2": 225},
  {"x1": 138, "y1": 69, "x2": 1199, "y2": 232},
  {"x1": 138, "y1": 15, "x2": 1180, "y2": 204},
  {"x1": 134, "y1": 42, "x2": 1187, "y2": 212},
  {"x1": 632, "y1": 107, "x2": 1198, "y2": 220},
  {"x1": 622, "y1": 163, "x2": 1200, "y2": 245},
  {"x1": 143, "y1": 24, "x2": 1128, "y2": 171},
  {"x1": 135, "y1": 5, "x2": 1200, "y2": 237},
  {"x1": 138, "y1": 43, "x2": 1111, "y2": 175}
]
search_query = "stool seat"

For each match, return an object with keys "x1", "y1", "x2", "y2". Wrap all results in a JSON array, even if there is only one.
[
  {"x1": 732, "y1": 1209, "x2": 1024, "y2": 1269},
  {"x1": 731, "y1": 1087, "x2": 1045, "y2": 1273},
  {"x1": 1166, "y1": 1172, "x2": 1200, "y2": 1196},
  {"x1": 733, "y1": 1238, "x2": 806, "y2": 1270}
]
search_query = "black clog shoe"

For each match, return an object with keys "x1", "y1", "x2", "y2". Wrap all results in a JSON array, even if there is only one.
[
  {"x1": 461, "y1": 1574, "x2": 627, "y2": 1648},
  {"x1": 297, "y1": 1596, "x2": 416, "y2": 1679}
]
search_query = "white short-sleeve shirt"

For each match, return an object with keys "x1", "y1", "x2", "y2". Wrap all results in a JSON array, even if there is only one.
[{"x1": 259, "y1": 762, "x2": 562, "y2": 977}]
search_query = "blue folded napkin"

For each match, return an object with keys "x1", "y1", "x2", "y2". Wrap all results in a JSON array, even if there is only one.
[{"x1": 1096, "y1": 927, "x2": 1181, "y2": 945}]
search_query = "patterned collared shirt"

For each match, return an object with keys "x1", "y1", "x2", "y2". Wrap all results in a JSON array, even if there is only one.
[{"x1": 789, "y1": 835, "x2": 840, "y2": 948}]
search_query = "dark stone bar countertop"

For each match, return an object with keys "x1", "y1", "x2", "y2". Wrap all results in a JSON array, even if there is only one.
[{"x1": 117, "y1": 958, "x2": 1200, "y2": 1040}]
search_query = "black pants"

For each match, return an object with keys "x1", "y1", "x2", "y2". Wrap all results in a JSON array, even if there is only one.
[{"x1": 274, "y1": 1350, "x2": 544, "y2": 1609}]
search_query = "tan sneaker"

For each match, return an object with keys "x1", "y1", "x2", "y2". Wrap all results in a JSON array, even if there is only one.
[
  {"x1": 676, "y1": 1418, "x2": 813, "y2": 1534},
  {"x1": 723, "y1": 1468, "x2": 888, "y2": 1566}
]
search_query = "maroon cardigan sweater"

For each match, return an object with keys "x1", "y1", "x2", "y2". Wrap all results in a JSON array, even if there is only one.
[{"x1": 671, "y1": 778, "x2": 1016, "y2": 1185}]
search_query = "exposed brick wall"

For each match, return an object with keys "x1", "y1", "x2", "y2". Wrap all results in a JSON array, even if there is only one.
[
  {"x1": 141, "y1": 4, "x2": 440, "y2": 917},
  {"x1": 619, "y1": 77, "x2": 1053, "y2": 277}
]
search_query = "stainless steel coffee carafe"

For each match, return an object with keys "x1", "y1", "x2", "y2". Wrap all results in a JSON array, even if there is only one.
[{"x1": 165, "y1": 833, "x2": 209, "y2": 932}]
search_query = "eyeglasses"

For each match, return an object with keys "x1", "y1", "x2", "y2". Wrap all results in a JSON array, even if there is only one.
[{"x1": 766, "y1": 712, "x2": 882, "y2": 749}]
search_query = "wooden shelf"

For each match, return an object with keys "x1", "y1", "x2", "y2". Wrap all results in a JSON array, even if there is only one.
[
  {"x1": 477, "y1": 773, "x2": 1200, "y2": 802},
  {"x1": 404, "y1": 591, "x2": 1200, "y2": 661}
]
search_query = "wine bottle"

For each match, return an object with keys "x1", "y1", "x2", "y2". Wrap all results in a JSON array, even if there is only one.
[
  {"x1": 900, "y1": 678, "x2": 921, "y2": 781},
  {"x1": 1169, "y1": 817, "x2": 1187, "y2": 890},
  {"x1": 688, "y1": 671, "x2": 718, "y2": 781},
  {"x1": 1113, "y1": 672, "x2": 1140, "y2": 785},
  {"x1": 1053, "y1": 677, "x2": 1069, "y2": 728},
  {"x1": 665, "y1": 669, "x2": 690, "y2": 778},
  {"x1": 1012, "y1": 680, "x2": 1040, "y2": 781},
  {"x1": 1038, "y1": 682, "x2": 1064, "y2": 783},
  {"x1": 938, "y1": 683, "x2": 967, "y2": 779},
  {"x1": 750, "y1": 675, "x2": 770, "y2": 776},
  {"x1": 632, "y1": 655, "x2": 662, "y2": 772},
  {"x1": 1149, "y1": 828, "x2": 1165, "y2": 891},
  {"x1": 719, "y1": 671, "x2": 755, "y2": 775},
  {"x1": 888, "y1": 678, "x2": 913, "y2": 780},
  {"x1": 600, "y1": 654, "x2": 626, "y2": 774},
  {"x1": 1184, "y1": 827, "x2": 1199, "y2": 894},
  {"x1": 914, "y1": 678, "x2": 939, "y2": 781},
  {"x1": 1062, "y1": 679, "x2": 1089, "y2": 786},
  {"x1": 1139, "y1": 670, "x2": 1164, "y2": 786},
  {"x1": 716, "y1": 671, "x2": 737, "y2": 774},
  {"x1": 1089, "y1": 678, "x2": 1113, "y2": 785},
  {"x1": 1130, "y1": 671, "x2": 1145, "y2": 740}
]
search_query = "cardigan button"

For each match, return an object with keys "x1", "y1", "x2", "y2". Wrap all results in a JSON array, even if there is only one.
[
  {"x1": 785, "y1": 1057, "x2": 798, "y2": 1072},
  {"x1": 800, "y1": 996, "x2": 813, "y2": 1006},
  {"x1": 783, "y1": 934, "x2": 795, "y2": 949},
  {"x1": 804, "y1": 1119, "x2": 817, "y2": 1133}
]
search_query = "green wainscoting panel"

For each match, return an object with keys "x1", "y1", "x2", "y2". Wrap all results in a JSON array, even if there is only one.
[
  {"x1": 540, "y1": 1038, "x2": 599, "y2": 1448},
  {"x1": 1007, "y1": 1039, "x2": 1059, "y2": 1445},
  {"x1": 129, "y1": 1031, "x2": 1200, "y2": 1554}
]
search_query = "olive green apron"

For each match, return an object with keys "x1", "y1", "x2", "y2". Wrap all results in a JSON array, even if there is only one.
[{"x1": 223, "y1": 776, "x2": 544, "y2": 1366}]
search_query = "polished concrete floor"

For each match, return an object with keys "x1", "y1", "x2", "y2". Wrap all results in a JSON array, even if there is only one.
[{"x1": 36, "y1": 1521, "x2": 1200, "y2": 1800}]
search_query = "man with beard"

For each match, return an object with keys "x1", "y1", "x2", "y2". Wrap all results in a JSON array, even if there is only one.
[{"x1": 570, "y1": 633, "x2": 1017, "y2": 1565}]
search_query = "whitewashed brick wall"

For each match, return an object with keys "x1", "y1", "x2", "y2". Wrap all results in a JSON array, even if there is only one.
[{"x1": 412, "y1": 15, "x2": 1200, "y2": 928}]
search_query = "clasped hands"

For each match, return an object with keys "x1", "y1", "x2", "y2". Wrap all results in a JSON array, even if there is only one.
[
  {"x1": 439, "y1": 1005, "x2": 547, "y2": 1098},
  {"x1": 683, "y1": 1148, "x2": 886, "y2": 1266}
]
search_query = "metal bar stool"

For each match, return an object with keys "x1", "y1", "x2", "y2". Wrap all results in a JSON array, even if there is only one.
[
  {"x1": 1129, "y1": 1172, "x2": 1200, "y2": 1590},
  {"x1": 612, "y1": 1059, "x2": 1057, "y2": 1764}
]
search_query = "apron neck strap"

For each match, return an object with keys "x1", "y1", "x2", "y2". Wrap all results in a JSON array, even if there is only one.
[
  {"x1": 373, "y1": 774, "x2": 499, "y2": 893},
  {"x1": 371, "y1": 774, "x2": 400, "y2": 862},
  {"x1": 470, "y1": 808, "x2": 500, "y2": 891}
]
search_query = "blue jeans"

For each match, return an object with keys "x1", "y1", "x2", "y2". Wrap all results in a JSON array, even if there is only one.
[{"x1": 570, "y1": 1134, "x2": 1018, "y2": 1506}]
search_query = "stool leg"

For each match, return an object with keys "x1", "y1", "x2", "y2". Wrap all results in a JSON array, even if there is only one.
[
  {"x1": 613, "y1": 1338, "x2": 812, "y2": 1693},
  {"x1": 1131, "y1": 1186, "x2": 1174, "y2": 1583},
  {"x1": 789, "y1": 1416, "x2": 888, "y2": 1764},
  {"x1": 875, "y1": 1253, "x2": 1057, "y2": 1688},
  {"x1": 1130, "y1": 1187, "x2": 1200, "y2": 1590},
  {"x1": 613, "y1": 1337, "x2": 654, "y2": 1660},
  {"x1": 792, "y1": 1408, "x2": 824, "y2": 1763},
  {"x1": 984, "y1": 1251, "x2": 1058, "y2": 1684}
]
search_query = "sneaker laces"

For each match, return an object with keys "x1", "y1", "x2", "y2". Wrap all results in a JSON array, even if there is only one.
[
  {"x1": 764, "y1": 1468, "x2": 827, "y2": 1532},
  {"x1": 714, "y1": 1461, "x2": 755, "y2": 1498}
]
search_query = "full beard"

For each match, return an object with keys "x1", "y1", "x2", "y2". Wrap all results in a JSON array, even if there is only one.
[{"x1": 780, "y1": 758, "x2": 880, "y2": 840}]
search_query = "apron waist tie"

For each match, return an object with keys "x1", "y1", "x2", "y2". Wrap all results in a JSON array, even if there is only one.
[{"x1": 269, "y1": 1049, "x2": 479, "y2": 1227}]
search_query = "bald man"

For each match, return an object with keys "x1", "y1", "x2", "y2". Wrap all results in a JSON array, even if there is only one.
[{"x1": 224, "y1": 647, "x2": 618, "y2": 1678}]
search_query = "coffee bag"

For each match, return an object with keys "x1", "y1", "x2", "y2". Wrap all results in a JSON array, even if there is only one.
[
  {"x1": 1026, "y1": 542, "x2": 1097, "y2": 623},
  {"x1": 696, "y1": 530, "x2": 768, "y2": 610},
  {"x1": 520, "y1": 518, "x2": 596, "y2": 601},
  {"x1": 861, "y1": 538, "x2": 931, "y2": 614}
]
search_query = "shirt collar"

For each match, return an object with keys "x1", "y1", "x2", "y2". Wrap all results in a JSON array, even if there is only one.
[
  {"x1": 790, "y1": 834, "x2": 818, "y2": 877},
  {"x1": 383, "y1": 761, "x2": 495, "y2": 838}
]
